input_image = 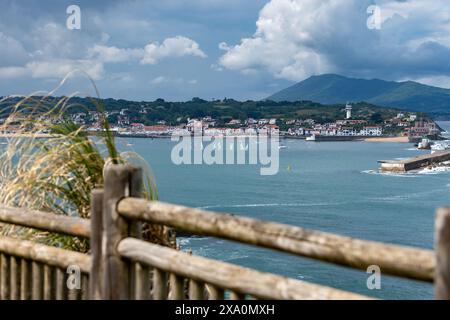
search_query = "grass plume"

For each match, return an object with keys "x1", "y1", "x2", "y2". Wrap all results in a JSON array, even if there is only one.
[{"x1": 0, "y1": 75, "x2": 167, "y2": 251}]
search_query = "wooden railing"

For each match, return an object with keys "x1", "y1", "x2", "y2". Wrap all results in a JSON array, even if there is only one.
[
  {"x1": 0, "y1": 207, "x2": 91, "y2": 300},
  {"x1": 117, "y1": 198, "x2": 435, "y2": 282},
  {"x1": 0, "y1": 163, "x2": 449, "y2": 300}
]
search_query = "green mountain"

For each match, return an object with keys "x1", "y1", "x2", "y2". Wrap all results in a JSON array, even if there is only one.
[{"x1": 267, "y1": 74, "x2": 450, "y2": 114}]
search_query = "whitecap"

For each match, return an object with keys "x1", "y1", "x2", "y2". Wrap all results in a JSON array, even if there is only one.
[
  {"x1": 361, "y1": 170, "x2": 419, "y2": 178},
  {"x1": 198, "y1": 202, "x2": 350, "y2": 210},
  {"x1": 416, "y1": 166, "x2": 450, "y2": 175},
  {"x1": 369, "y1": 188, "x2": 447, "y2": 202},
  {"x1": 177, "y1": 238, "x2": 190, "y2": 246},
  {"x1": 224, "y1": 254, "x2": 250, "y2": 262}
]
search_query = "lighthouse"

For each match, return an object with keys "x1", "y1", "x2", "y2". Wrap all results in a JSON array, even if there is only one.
[{"x1": 345, "y1": 103, "x2": 352, "y2": 119}]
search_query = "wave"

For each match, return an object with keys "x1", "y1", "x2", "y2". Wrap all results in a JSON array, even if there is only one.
[
  {"x1": 198, "y1": 202, "x2": 350, "y2": 210},
  {"x1": 361, "y1": 170, "x2": 420, "y2": 178},
  {"x1": 368, "y1": 188, "x2": 448, "y2": 202},
  {"x1": 362, "y1": 165, "x2": 450, "y2": 177},
  {"x1": 416, "y1": 166, "x2": 450, "y2": 175},
  {"x1": 178, "y1": 238, "x2": 191, "y2": 246},
  {"x1": 177, "y1": 237, "x2": 213, "y2": 251}
]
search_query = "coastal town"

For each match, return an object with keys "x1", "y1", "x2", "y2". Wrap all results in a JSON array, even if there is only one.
[
  {"x1": 66, "y1": 103, "x2": 439, "y2": 141},
  {"x1": 0, "y1": 98, "x2": 441, "y2": 141}
]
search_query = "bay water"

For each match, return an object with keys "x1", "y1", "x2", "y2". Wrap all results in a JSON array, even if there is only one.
[{"x1": 115, "y1": 122, "x2": 450, "y2": 299}]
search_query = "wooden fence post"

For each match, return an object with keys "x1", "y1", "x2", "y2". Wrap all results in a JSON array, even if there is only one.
[
  {"x1": 102, "y1": 164, "x2": 142, "y2": 300},
  {"x1": 128, "y1": 167, "x2": 144, "y2": 299},
  {"x1": 436, "y1": 207, "x2": 450, "y2": 300},
  {"x1": 89, "y1": 188, "x2": 104, "y2": 300}
]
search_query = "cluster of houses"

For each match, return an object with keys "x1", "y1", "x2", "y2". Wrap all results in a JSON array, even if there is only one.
[
  {"x1": 186, "y1": 118, "x2": 280, "y2": 136},
  {"x1": 286, "y1": 110, "x2": 437, "y2": 138},
  {"x1": 398, "y1": 118, "x2": 439, "y2": 138},
  {"x1": 0, "y1": 105, "x2": 439, "y2": 141},
  {"x1": 287, "y1": 120, "x2": 383, "y2": 137},
  {"x1": 29, "y1": 105, "x2": 439, "y2": 139},
  {"x1": 108, "y1": 117, "x2": 281, "y2": 137}
]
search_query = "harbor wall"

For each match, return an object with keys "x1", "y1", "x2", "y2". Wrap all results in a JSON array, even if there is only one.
[{"x1": 379, "y1": 151, "x2": 450, "y2": 172}]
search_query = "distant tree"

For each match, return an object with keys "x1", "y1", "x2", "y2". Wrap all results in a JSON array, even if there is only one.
[
  {"x1": 370, "y1": 112, "x2": 383, "y2": 123},
  {"x1": 191, "y1": 97, "x2": 207, "y2": 104}
]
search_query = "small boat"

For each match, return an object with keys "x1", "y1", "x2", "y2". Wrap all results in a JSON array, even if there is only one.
[
  {"x1": 306, "y1": 135, "x2": 316, "y2": 141},
  {"x1": 278, "y1": 145, "x2": 287, "y2": 149},
  {"x1": 417, "y1": 139, "x2": 431, "y2": 150}
]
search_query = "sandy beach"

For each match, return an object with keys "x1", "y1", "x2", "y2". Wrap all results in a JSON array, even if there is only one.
[{"x1": 364, "y1": 136, "x2": 409, "y2": 143}]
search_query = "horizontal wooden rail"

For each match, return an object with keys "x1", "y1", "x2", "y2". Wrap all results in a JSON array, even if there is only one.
[
  {"x1": 0, "y1": 206, "x2": 90, "y2": 238},
  {"x1": 118, "y1": 237, "x2": 372, "y2": 300},
  {"x1": 118, "y1": 198, "x2": 435, "y2": 282},
  {"x1": 0, "y1": 236, "x2": 90, "y2": 273}
]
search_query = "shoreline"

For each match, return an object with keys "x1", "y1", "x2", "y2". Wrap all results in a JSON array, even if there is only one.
[
  {"x1": 0, "y1": 133, "x2": 57, "y2": 138},
  {"x1": 113, "y1": 134, "x2": 408, "y2": 142},
  {"x1": 364, "y1": 136, "x2": 410, "y2": 143},
  {"x1": 0, "y1": 132, "x2": 412, "y2": 143}
]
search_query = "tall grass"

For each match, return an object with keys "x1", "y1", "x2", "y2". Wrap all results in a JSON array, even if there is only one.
[{"x1": 0, "y1": 75, "x2": 169, "y2": 251}]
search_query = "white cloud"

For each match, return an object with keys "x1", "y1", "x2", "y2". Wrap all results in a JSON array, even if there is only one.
[
  {"x1": 0, "y1": 32, "x2": 29, "y2": 67},
  {"x1": 151, "y1": 76, "x2": 168, "y2": 84},
  {"x1": 87, "y1": 36, "x2": 207, "y2": 66},
  {"x1": 0, "y1": 60, "x2": 104, "y2": 81},
  {"x1": 0, "y1": 23, "x2": 105, "y2": 81},
  {"x1": 141, "y1": 36, "x2": 207, "y2": 65},
  {"x1": 412, "y1": 75, "x2": 450, "y2": 89},
  {"x1": 0, "y1": 24, "x2": 205, "y2": 83},
  {"x1": 210, "y1": 64, "x2": 224, "y2": 72},
  {"x1": 0, "y1": 66, "x2": 29, "y2": 79},
  {"x1": 151, "y1": 76, "x2": 185, "y2": 85},
  {"x1": 218, "y1": 42, "x2": 230, "y2": 51},
  {"x1": 26, "y1": 60, "x2": 104, "y2": 80},
  {"x1": 28, "y1": 23, "x2": 96, "y2": 61},
  {"x1": 88, "y1": 45, "x2": 144, "y2": 63},
  {"x1": 109, "y1": 72, "x2": 134, "y2": 83},
  {"x1": 219, "y1": 0, "x2": 450, "y2": 82}
]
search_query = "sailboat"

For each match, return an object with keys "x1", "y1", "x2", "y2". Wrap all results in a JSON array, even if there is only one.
[{"x1": 240, "y1": 142, "x2": 248, "y2": 151}]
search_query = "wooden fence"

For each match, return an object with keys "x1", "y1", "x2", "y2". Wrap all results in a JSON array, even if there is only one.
[{"x1": 0, "y1": 164, "x2": 449, "y2": 300}]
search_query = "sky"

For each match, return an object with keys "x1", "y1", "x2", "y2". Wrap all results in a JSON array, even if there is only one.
[{"x1": 1, "y1": 0, "x2": 450, "y2": 101}]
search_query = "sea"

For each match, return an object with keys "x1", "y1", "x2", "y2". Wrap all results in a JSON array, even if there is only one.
[
  {"x1": 4, "y1": 122, "x2": 450, "y2": 299},
  {"x1": 113, "y1": 121, "x2": 450, "y2": 300}
]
